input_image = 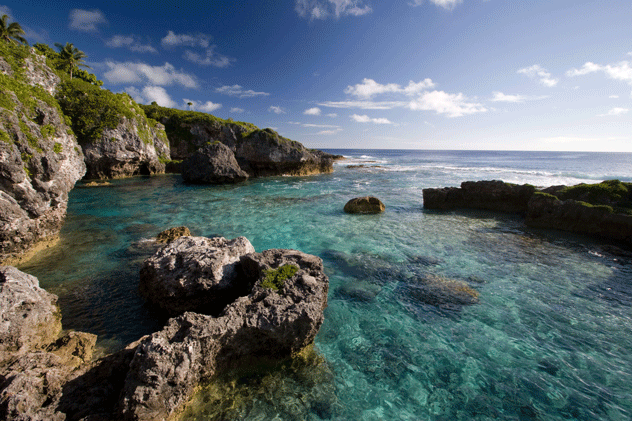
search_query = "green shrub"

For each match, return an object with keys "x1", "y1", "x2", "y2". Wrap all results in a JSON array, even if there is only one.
[
  {"x1": 53, "y1": 142, "x2": 62, "y2": 153},
  {"x1": 261, "y1": 264, "x2": 299, "y2": 290},
  {"x1": 40, "y1": 124, "x2": 56, "y2": 138},
  {"x1": 557, "y1": 180, "x2": 632, "y2": 209}
]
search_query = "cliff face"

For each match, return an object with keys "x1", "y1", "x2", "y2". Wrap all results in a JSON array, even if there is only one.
[
  {"x1": 56, "y1": 80, "x2": 170, "y2": 179},
  {"x1": 141, "y1": 104, "x2": 334, "y2": 178},
  {"x1": 0, "y1": 45, "x2": 86, "y2": 263}
]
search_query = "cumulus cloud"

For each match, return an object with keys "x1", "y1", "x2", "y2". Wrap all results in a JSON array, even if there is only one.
[
  {"x1": 184, "y1": 46, "x2": 234, "y2": 67},
  {"x1": 161, "y1": 30, "x2": 212, "y2": 48},
  {"x1": 69, "y1": 9, "x2": 107, "y2": 32},
  {"x1": 345, "y1": 78, "x2": 435, "y2": 99},
  {"x1": 409, "y1": 0, "x2": 463, "y2": 10},
  {"x1": 327, "y1": 113, "x2": 338, "y2": 117},
  {"x1": 597, "y1": 107, "x2": 629, "y2": 117},
  {"x1": 269, "y1": 106, "x2": 286, "y2": 114},
  {"x1": 295, "y1": 0, "x2": 372, "y2": 20},
  {"x1": 126, "y1": 86, "x2": 176, "y2": 108},
  {"x1": 350, "y1": 114, "x2": 393, "y2": 124},
  {"x1": 518, "y1": 64, "x2": 559, "y2": 87},
  {"x1": 183, "y1": 99, "x2": 222, "y2": 113},
  {"x1": 491, "y1": 92, "x2": 549, "y2": 103},
  {"x1": 106, "y1": 35, "x2": 157, "y2": 53},
  {"x1": 215, "y1": 85, "x2": 270, "y2": 98},
  {"x1": 103, "y1": 61, "x2": 198, "y2": 88},
  {"x1": 304, "y1": 107, "x2": 322, "y2": 115},
  {"x1": 230, "y1": 107, "x2": 245, "y2": 113},
  {"x1": 408, "y1": 91, "x2": 486, "y2": 117},
  {"x1": 566, "y1": 61, "x2": 632, "y2": 85}
]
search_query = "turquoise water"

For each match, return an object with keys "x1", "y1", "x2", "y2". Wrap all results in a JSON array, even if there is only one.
[{"x1": 20, "y1": 150, "x2": 632, "y2": 420}]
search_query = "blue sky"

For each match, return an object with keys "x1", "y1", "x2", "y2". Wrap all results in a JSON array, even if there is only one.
[{"x1": 3, "y1": 0, "x2": 632, "y2": 151}]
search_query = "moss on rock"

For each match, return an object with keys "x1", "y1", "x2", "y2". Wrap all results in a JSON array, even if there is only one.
[{"x1": 261, "y1": 264, "x2": 299, "y2": 290}]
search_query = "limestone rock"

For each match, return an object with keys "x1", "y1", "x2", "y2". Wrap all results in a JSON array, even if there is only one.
[
  {"x1": 0, "y1": 266, "x2": 61, "y2": 362},
  {"x1": 121, "y1": 248, "x2": 329, "y2": 420},
  {"x1": 344, "y1": 196, "x2": 386, "y2": 214},
  {"x1": 155, "y1": 226, "x2": 191, "y2": 243},
  {"x1": 139, "y1": 236, "x2": 256, "y2": 316},
  {"x1": 181, "y1": 142, "x2": 249, "y2": 184},
  {"x1": 401, "y1": 274, "x2": 480, "y2": 308}
]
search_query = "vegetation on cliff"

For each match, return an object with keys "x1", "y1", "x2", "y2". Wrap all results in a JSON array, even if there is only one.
[{"x1": 554, "y1": 180, "x2": 632, "y2": 214}]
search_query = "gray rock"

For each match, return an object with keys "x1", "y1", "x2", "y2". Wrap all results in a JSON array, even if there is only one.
[
  {"x1": 139, "y1": 236, "x2": 256, "y2": 316},
  {"x1": 344, "y1": 196, "x2": 386, "y2": 214},
  {"x1": 121, "y1": 248, "x2": 329, "y2": 420},
  {"x1": 0, "y1": 266, "x2": 62, "y2": 362},
  {"x1": 181, "y1": 142, "x2": 249, "y2": 184}
]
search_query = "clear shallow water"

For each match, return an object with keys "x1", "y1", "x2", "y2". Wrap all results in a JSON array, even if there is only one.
[{"x1": 19, "y1": 150, "x2": 632, "y2": 420}]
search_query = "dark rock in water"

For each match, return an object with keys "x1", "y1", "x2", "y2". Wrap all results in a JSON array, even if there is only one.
[
  {"x1": 121, "y1": 248, "x2": 329, "y2": 420},
  {"x1": 155, "y1": 226, "x2": 191, "y2": 243},
  {"x1": 344, "y1": 196, "x2": 386, "y2": 214},
  {"x1": 139, "y1": 236, "x2": 255, "y2": 316},
  {"x1": 409, "y1": 255, "x2": 443, "y2": 267},
  {"x1": 401, "y1": 274, "x2": 480, "y2": 308},
  {"x1": 181, "y1": 142, "x2": 249, "y2": 184},
  {"x1": 0, "y1": 266, "x2": 62, "y2": 362},
  {"x1": 423, "y1": 180, "x2": 536, "y2": 213},
  {"x1": 335, "y1": 281, "x2": 381, "y2": 302},
  {"x1": 537, "y1": 359, "x2": 559, "y2": 376}
]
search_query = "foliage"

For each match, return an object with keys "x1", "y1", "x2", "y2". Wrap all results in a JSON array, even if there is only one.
[
  {"x1": 54, "y1": 42, "x2": 90, "y2": 79},
  {"x1": 261, "y1": 264, "x2": 299, "y2": 290},
  {"x1": 556, "y1": 180, "x2": 632, "y2": 209},
  {"x1": 0, "y1": 14, "x2": 27, "y2": 45},
  {"x1": 40, "y1": 124, "x2": 56, "y2": 138},
  {"x1": 0, "y1": 128, "x2": 11, "y2": 143},
  {"x1": 53, "y1": 142, "x2": 62, "y2": 153}
]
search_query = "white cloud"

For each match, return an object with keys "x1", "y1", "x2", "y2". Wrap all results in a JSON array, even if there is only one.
[
  {"x1": 318, "y1": 100, "x2": 407, "y2": 110},
  {"x1": 345, "y1": 78, "x2": 435, "y2": 99},
  {"x1": 295, "y1": 0, "x2": 372, "y2": 20},
  {"x1": 69, "y1": 9, "x2": 107, "y2": 32},
  {"x1": 317, "y1": 128, "x2": 344, "y2": 135},
  {"x1": 597, "y1": 107, "x2": 629, "y2": 117},
  {"x1": 303, "y1": 123, "x2": 340, "y2": 128},
  {"x1": 269, "y1": 106, "x2": 286, "y2": 114},
  {"x1": 304, "y1": 107, "x2": 322, "y2": 115},
  {"x1": 408, "y1": 91, "x2": 487, "y2": 117},
  {"x1": 103, "y1": 61, "x2": 198, "y2": 88},
  {"x1": 327, "y1": 113, "x2": 338, "y2": 117},
  {"x1": 409, "y1": 0, "x2": 463, "y2": 10},
  {"x1": 230, "y1": 107, "x2": 245, "y2": 113},
  {"x1": 183, "y1": 99, "x2": 222, "y2": 113},
  {"x1": 161, "y1": 30, "x2": 212, "y2": 48},
  {"x1": 106, "y1": 35, "x2": 157, "y2": 53},
  {"x1": 518, "y1": 64, "x2": 559, "y2": 87},
  {"x1": 215, "y1": 85, "x2": 270, "y2": 98},
  {"x1": 183, "y1": 46, "x2": 234, "y2": 67},
  {"x1": 491, "y1": 92, "x2": 549, "y2": 103},
  {"x1": 566, "y1": 61, "x2": 632, "y2": 85},
  {"x1": 609, "y1": 95, "x2": 619, "y2": 99},
  {"x1": 350, "y1": 114, "x2": 393, "y2": 124},
  {"x1": 126, "y1": 86, "x2": 176, "y2": 108}
]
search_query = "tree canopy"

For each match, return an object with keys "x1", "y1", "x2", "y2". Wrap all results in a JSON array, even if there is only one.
[
  {"x1": 0, "y1": 14, "x2": 27, "y2": 45},
  {"x1": 54, "y1": 42, "x2": 90, "y2": 79}
]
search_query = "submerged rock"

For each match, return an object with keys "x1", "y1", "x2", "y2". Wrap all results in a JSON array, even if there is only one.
[
  {"x1": 344, "y1": 196, "x2": 386, "y2": 214},
  {"x1": 181, "y1": 142, "x2": 249, "y2": 184},
  {"x1": 122, "y1": 247, "x2": 329, "y2": 420},
  {"x1": 400, "y1": 274, "x2": 480, "y2": 309},
  {"x1": 139, "y1": 236, "x2": 255, "y2": 316}
]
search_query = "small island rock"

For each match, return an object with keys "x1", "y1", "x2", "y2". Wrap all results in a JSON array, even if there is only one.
[
  {"x1": 344, "y1": 196, "x2": 386, "y2": 214},
  {"x1": 181, "y1": 142, "x2": 249, "y2": 184}
]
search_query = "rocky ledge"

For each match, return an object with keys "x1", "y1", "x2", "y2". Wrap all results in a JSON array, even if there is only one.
[{"x1": 423, "y1": 179, "x2": 632, "y2": 245}]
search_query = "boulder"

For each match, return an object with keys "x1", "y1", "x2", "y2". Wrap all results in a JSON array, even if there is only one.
[
  {"x1": 344, "y1": 196, "x2": 386, "y2": 214},
  {"x1": 139, "y1": 236, "x2": 256, "y2": 316},
  {"x1": 422, "y1": 180, "x2": 536, "y2": 213},
  {"x1": 181, "y1": 142, "x2": 249, "y2": 184},
  {"x1": 0, "y1": 266, "x2": 62, "y2": 362},
  {"x1": 121, "y1": 248, "x2": 329, "y2": 420},
  {"x1": 155, "y1": 226, "x2": 191, "y2": 243},
  {"x1": 401, "y1": 274, "x2": 480, "y2": 309}
]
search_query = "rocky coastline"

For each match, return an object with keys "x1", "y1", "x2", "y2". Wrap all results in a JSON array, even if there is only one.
[{"x1": 423, "y1": 179, "x2": 632, "y2": 245}]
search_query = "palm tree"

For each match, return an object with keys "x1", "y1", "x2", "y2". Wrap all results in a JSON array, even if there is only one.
[
  {"x1": 0, "y1": 14, "x2": 28, "y2": 45},
  {"x1": 55, "y1": 42, "x2": 90, "y2": 79}
]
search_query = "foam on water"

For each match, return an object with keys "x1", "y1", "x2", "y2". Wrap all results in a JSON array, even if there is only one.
[{"x1": 18, "y1": 150, "x2": 632, "y2": 420}]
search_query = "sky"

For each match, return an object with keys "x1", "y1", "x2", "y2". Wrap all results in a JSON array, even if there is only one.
[{"x1": 3, "y1": 0, "x2": 632, "y2": 152}]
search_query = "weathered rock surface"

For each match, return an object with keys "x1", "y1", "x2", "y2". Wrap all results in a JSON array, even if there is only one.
[
  {"x1": 181, "y1": 142, "x2": 249, "y2": 184},
  {"x1": 423, "y1": 180, "x2": 536, "y2": 213},
  {"x1": 0, "y1": 48, "x2": 86, "y2": 263},
  {"x1": 403, "y1": 274, "x2": 480, "y2": 308},
  {"x1": 155, "y1": 226, "x2": 191, "y2": 243},
  {"x1": 344, "y1": 196, "x2": 386, "y2": 214},
  {"x1": 139, "y1": 236, "x2": 256, "y2": 316},
  {"x1": 121, "y1": 247, "x2": 329, "y2": 420},
  {"x1": 0, "y1": 266, "x2": 61, "y2": 362}
]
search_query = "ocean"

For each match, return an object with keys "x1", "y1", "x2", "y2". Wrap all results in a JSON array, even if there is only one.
[{"x1": 19, "y1": 150, "x2": 632, "y2": 420}]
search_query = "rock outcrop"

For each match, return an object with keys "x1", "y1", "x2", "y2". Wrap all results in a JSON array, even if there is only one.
[
  {"x1": 423, "y1": 180, "x2": 536, "y2": 213},
  {"x1": 0, "y1": 45, "x2": 86, "y2": 264},
  {"x1": 139, "y1": 236, "x2": 256, "y2": 316},
  {"x1": 122, "y1": 246, "x2": 329, "y2": 420},
  {"x1": 181, "y1": 142, "x2": 249, "y2": 184},
  {"x1": 344, "y1": 196, "x2": 386, "y2": 214}
]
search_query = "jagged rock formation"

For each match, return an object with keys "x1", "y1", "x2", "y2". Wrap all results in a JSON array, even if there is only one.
[
  {"x1": 0, "y1": 45, "x2": 86, "y2": 264},
  {"x1": 141, "y1": 104, "x2": 335, "y2": 179},
  {"x1": 344, "y1": 196, "x2": 386, "y2": 214},
  {"x1": 122, "y1": 246, "x2": 329, "y2": 420},
  {"x1": 181, "y1": 142, "x2": 249, "y2": 184}
]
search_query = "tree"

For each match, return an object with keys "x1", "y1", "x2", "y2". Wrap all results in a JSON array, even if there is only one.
[
  {"x1": 0, "y1": 14, "x2": 28, "y2": 45},
  {"x1": 55, "y1": 42, "x2": 90, "y2": 79}
]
